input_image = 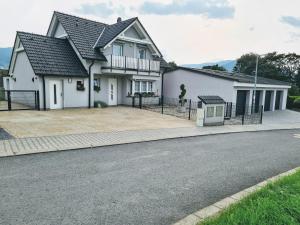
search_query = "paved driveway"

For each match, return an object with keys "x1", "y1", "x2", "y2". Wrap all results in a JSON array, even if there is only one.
[
  {"x1": 0, "y1": 129, "x2": 300, "y2": 225},
  {"x1": 0, "y1": 107, "x2": 193, "y2": 138}
]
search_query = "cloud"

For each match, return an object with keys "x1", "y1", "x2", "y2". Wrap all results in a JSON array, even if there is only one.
[
  {"x1": 281, "y1": 16, "x2": 300, "y2": 28},
  {"x1": 76, "y1": 2, "x2": 119, "y2": 18},
  {"x1": 138, "y1": 0, "x2": 235, "y2": 19},
  {"x1": 287, "y1": 32, "x2": 300, "y2": 43}
]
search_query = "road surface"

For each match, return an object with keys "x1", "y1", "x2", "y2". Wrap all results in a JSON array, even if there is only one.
[{"x1": 0, "y1": 129, "x2": 300, "y2": 225}]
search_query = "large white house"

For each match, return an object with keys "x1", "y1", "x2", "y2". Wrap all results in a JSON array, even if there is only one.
[
  {"x1": 164, "y1": 67, "x2": 291, "y2": 114},
  {"x1": 4, "y1": 12, "x2": 168, "y2": 110}
]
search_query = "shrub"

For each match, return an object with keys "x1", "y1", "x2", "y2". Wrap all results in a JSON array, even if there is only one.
[
  {"x1": 94, "y1": 101, "x2": 108, "y2": 108},
  {"x1": 178, "y1": 84, "x2": 187, "y2": 106},
  {"x1": 293, "y1": 98, "x2": 300, "y2": 108}
]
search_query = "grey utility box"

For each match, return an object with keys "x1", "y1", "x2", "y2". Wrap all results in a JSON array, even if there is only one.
[{"x1": 198, "y1": 96, "x2": 225, "y2": 126}]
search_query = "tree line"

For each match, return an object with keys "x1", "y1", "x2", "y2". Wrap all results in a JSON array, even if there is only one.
[{"x1": 233, "y1": 52, "x2": 300, "y2": 95}]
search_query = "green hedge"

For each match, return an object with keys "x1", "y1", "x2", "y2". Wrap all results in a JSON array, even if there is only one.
[{"x1": 287, "y1": 96, "x2": 300, "y2": 109}]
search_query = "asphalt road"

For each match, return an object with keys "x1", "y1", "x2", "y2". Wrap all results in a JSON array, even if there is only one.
[{"x1": 1, "y1": 129, "x2": 300, "y2": 225}]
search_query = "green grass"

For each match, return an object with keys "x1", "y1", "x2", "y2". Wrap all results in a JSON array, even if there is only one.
[{"x1": 200, "y1": 170, "x2": 300, "y2": 225}]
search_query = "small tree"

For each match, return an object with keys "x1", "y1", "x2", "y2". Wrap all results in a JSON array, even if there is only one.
[{"x1": 178, "y1": 84, "x2": 187, "y2": 106}]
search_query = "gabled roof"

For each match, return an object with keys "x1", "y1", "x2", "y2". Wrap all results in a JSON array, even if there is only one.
[
  {"x1": 52, "y1": 11, "x2": 107, "y2": 61},
  {"x1": 198, "y1": 96, "x2": 225, "y2": 105},
  {"x1": 94, "y1": 17, "x2": 137, "y2": 48},
  {"x1": 175, "y1": 67, "x2": 291, "y2": 86},
  {"x1": 18, "y1": 32, "x2": 88, "y2": 77}
]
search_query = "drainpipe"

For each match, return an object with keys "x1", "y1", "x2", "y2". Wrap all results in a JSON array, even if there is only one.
[
  {"x1": 88, "y1": 60, "x2": 95, "y2": 108},
  {"x1": 42, "y1": 75, "x2": 46, "y2": 111}
]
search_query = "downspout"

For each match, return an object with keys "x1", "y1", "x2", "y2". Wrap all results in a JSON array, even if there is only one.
[
  {"x1": 42, "y1": 75, "x2": 46, "y2": 110},
  {"x1": 88, "y1": 60, "x2": 95, "y2": 108}
]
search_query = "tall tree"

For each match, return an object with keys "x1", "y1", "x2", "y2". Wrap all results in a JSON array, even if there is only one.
[{"x1": 234, "y1": 52, "x2": 300, "y2": 84}]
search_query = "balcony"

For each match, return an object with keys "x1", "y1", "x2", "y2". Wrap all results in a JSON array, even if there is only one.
[{"x1": 103, "y1": 55, "x2": 160, "y2": 74}]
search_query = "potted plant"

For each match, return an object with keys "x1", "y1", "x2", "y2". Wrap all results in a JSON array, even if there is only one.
[
  {"x1": 178, "y1": 84, "x2": 187, "y2": 113},
  {"x1": 94, "y1": 86, "x2": 101, "y2": 93}
]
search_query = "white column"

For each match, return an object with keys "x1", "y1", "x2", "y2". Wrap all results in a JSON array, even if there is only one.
[
  {"x1": 246, "y1": 90, "x2": 253, "y2": 115},
  {"x1": 131, "y1": 80, "x2": 135, "y2": 95},
  {"x1": 261, "y1": 90, "x2": 266, "y2": 110},
  {"x1": 270, "y1": 90, "x2": 277, "y2": 111},
  {"x1": 281, "y1": 89, "x2": 288, "y2": 110}
]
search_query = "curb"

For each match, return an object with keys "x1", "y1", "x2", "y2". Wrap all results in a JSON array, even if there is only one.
[{"x1": 173, "y1": 167, "x2": 300, "y2": 225}]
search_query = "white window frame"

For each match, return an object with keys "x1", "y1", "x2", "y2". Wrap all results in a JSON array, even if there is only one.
[
  {"x1": 138, "y1": 48, "x2": 146, "y2": 59},
  {"x1": 133, "y1": 80, "x2": 154, "y2": 94},
  {"x1": 206, "y1": 106, "x2": 215, "y2": 118},
  {"x1": 112, "y1": 43, "x2": 123, "y2": 56}
]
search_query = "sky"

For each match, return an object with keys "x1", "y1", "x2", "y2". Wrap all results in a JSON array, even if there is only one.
[{"x1": 0, "y1": 0, "x2": 300, "y2": 64}]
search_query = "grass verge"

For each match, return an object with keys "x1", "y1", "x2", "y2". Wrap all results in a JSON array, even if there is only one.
[{"x1": 200, "y1": 170, "x2": 300, "y2": 225}]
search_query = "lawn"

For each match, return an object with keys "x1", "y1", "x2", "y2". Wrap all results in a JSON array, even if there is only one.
[{"x1": 200, "y1": 170, "x2": 300, "y2": 225}]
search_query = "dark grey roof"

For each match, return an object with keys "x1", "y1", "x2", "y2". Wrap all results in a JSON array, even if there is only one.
[
  {"x1": 18, "y1": 32, "x2": 88, "y2": 77},
  {"x1": 198, "y1": 96, "x2": 225, "y2": 104},
  {"x1": 176, "y1": 66, "x2": 291, "y2": 86},
  {"x1": 53, "y1": 11, "x2": 107, "y2": 61},
  {"x1": 94, "y1": 17, "x2": 137, "y2": 48}
]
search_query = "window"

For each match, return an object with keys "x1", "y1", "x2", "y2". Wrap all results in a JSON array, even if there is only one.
[
  {"x1": 135, "y1": 81, "x2": 140, "y2": 93},
  {"x1": 112, "y1": 43, "x2": 123, "y2": 56},
  {"x1": 207, "y1": 106, "x2": 215, "y2": 117},
  {"x1": 138, "y1": 48, "x2": 146, "y2": 59},
  {"x1": 77, "y1": 80, "x2": 85, "y2": 91},
  {"x1": 94, "y1": 79, "x2": 101, "y2": 88},
  {"x1": 216, "y1": 106, "x2": 224, "y2": 117},
  {"x1": 142, "y1": 81, "x2": 147, "y2": 92},
  {"x1": 148, "y1": 82, "x2": 153, "y2": 92},
  {"x1": 134, "y1": 80, "x2": 155, "y2": 94}
]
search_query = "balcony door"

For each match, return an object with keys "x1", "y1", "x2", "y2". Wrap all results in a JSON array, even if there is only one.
[{"x1": 108, "y1": 78, "x2": 117, "y2": 106}]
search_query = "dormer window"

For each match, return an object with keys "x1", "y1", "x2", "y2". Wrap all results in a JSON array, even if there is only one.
[{"x1": 112, "y1": 43, "x2": 123, "y2": 56}]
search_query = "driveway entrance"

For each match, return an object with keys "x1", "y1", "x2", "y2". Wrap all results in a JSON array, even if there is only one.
[{"x1": 0, "y1": 107, "x2": 194, "y2": 138}]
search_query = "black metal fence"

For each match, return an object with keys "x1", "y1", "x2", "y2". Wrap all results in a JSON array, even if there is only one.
[
  {"x1": 224, "y1": 102, "x2": 263, "y2": 125},
  {"x1": 0, "y1": 89, "x2": 40, "y2": 111},
  {"x1": 130, "y1": 95, "x2": 198, "y2": 120}
]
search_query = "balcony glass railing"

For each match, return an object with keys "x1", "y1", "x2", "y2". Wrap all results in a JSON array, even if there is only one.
[{"x1": 105, "y1": 55, "x2": 160, "y2": 72}]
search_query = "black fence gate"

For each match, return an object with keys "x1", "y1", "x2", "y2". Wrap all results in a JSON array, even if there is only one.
[
  {"x1": 224, "y1": 102, "x2": 263, "y2": 125},
  {"x1": 0, "y1": 89, "x2": 40, "y2": 111},
  {"x1": 130, "y1": 94, "x2": 198, "y2": 120}
]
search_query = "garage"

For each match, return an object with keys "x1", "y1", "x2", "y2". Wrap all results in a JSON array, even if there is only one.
[
  {"x1": 264, "y1": 91, "x2": 272, "y2": 111},
  {"x1": 236, "y1": 90, "x2": 248, "y2": 115},
  {"x1": 275, "y1": 91, "x2": 282, "y2": 110}
]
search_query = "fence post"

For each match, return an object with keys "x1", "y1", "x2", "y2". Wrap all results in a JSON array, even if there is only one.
[
  {"x1": 36, "y1": 91, "x2": 40, "y2": 110},
  {"x1": 188, "y1": 99, "x2": 192, "y2": 120},
  {"x1": 139, "y1": 94, "x2": 142, "y2": 109},
  {"x1": 132, "y1": 96, "x2": 135, "y2": 107},
  {"x1": 7, "y1": 90, "x2": 11, "y2": 111},
  {"x1": 161, "y1": 95, "x2": 164, "y2": 114},
  {"x1": 260, "y1": 105, "x2": 263, "y2": 124}
]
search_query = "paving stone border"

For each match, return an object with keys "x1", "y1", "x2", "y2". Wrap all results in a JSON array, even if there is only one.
[
  {"x1": 1, "y1": 122, "x2": 300, "y2": 158},
  {"x1": 173, "y1": 167, "x2": 300, "y2": 225}
]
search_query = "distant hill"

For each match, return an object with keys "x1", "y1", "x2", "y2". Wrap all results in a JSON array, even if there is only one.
[
  {"x1": 182, "y1": 60, "x2": 236, "y2": 72},
  {"x1": 0, "y1": 47, "x2": 12, "y2": 69}
]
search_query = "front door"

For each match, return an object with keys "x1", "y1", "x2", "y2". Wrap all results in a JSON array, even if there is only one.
[
  {"x1": 108, "y1": 78, "x2": 117, "y2": 105},
  {"x1": 49, "y1": 80, "x2": 63, "y2": 109}
]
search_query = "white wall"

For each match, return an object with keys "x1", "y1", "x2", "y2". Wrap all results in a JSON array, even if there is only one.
[
  {"x1": 42, "y1": 77, "x2": 89, "y2": 109},
  {"x1": 164, "y1": 69, "x2": 235, "y2": 102},
  {"x1": 10, "y1": 51, "x2": 39, "y2": 91}
]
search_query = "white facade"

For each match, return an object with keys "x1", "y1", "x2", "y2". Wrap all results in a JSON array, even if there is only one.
[{"x1": 164, "y1": 68, "x2": 290, "y2": 112}]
